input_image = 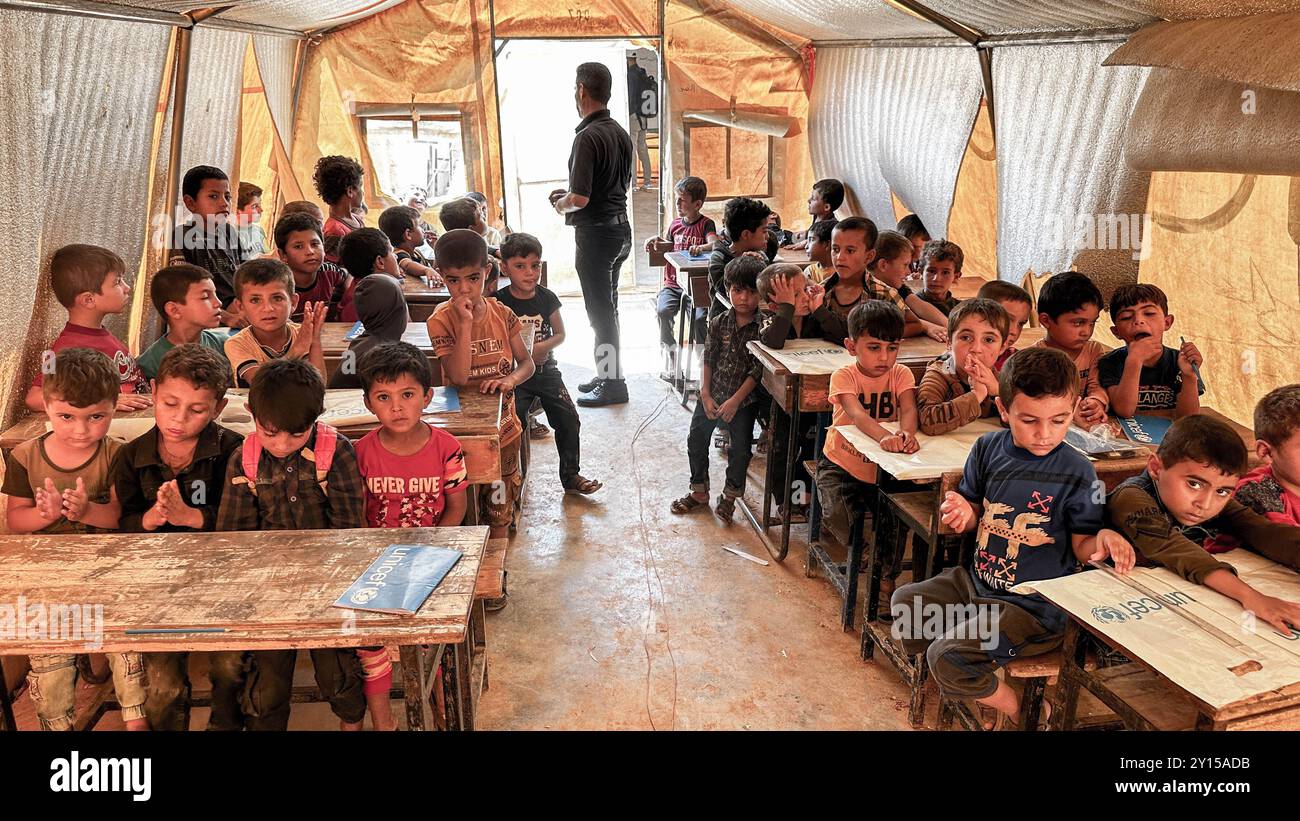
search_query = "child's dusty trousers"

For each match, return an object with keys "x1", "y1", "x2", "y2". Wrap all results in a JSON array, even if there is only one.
[
  {"x1": 890, "y1": 567, "x2": 1063, "y2": 699},
  {"x1": 514, "y1": 366, "x2": 582, "y2": 486},
  {"x1": 143, "y1": 652, "x2": 193, "y2": 731},
  {"x1": 27, "y1": 652, "x2": 146, "y2": 730},
  {"x1": 687, "y1": 399, "x2": 761, "y2": 498},
  {"x1": 205, "y1": 648, "x2": 366, "y2": 730}
]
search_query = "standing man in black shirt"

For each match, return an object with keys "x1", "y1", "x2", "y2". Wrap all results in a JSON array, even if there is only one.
[{"x1": 550, "y1": 62, "x2": 634, "y2": 407}]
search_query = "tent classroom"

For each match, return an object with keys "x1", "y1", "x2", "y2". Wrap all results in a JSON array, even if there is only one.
[{"x1": 1, "y1": 0, "x2": 1299, "y2": 735}]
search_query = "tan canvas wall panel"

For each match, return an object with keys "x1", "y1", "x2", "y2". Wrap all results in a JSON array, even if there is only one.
[
  {"x1": 946, "y1": 101, "x2": 998, "y2": 282},
  {"x1": 1126, "y1": 68, "x2": 1300, "y2": 176},
  {"x1": 1105, "y1": 11, "x2": 1300, "y2": 95},
  {"x1": 491, "y1": 0, "x2": 660, "y2": 37},
  {"x1": 1140, "y1": 171, "x2": 1300, "y2": 427}
]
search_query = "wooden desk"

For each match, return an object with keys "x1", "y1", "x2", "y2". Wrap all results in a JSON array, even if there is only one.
[
  {"x1": 1034, "y1": 550, "x2": 1300, "y2": 731},
  {"x1": 0, "y1": 526, "x2": 489, "y2": 731},
  {"x1": 0, "y1": 389, "x2": 504, "y2": 487},
  {"x1": 400, "y1": 276, "x2": 450, "y2": 322},
  {"x1": 320, "y1": 321, "x2": 439, "y2": 384},
  {"x1": 671, "y1": 274, "x2": 711, "y2": 407},
  {"x1": 743, "y1": 340, "x2": 854, "y2": 562}
]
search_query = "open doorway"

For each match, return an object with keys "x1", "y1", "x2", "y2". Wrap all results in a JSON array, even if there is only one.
[{"x1": 495, "y1": 39, "x2": 660, "y2": 296}]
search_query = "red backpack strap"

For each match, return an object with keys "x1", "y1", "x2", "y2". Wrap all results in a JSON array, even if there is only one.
[
  {"x1": 233, "y1": 431, "x2": 263, "y2": 496},
  {"x1": 308, "y1": 423, "x2": 339, "y2": 493}
]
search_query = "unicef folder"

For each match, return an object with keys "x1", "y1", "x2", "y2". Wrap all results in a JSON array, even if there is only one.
[{"x1": 332, "y1": 545, "x2": 463, "y2": 615}]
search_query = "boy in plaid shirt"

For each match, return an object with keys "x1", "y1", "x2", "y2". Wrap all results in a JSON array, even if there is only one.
[{"x1": 671, "y1": 256, "x2": 765, "y2": 522}]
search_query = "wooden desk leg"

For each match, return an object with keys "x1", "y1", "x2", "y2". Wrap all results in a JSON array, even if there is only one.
[
  {"x1": 399, "y1": 644, "x2": 436, "y2": 731},
  {"x1": 805, "y1": 412, "x2": 829, "y2": 578},
  {"x1": 774, "y1": 392, "x2": 801, "y2": 562},
  {"x1": 760, "y1": 399, "x2": 778, "y2": 537},
  {"x1": 680, "y1": 298, "x2": 697, "y2": 410},
  {"x1": 1050, "y1": 619, "x2": 1086, "y2": 731},
  {"x1": 842, "y1": 501, "x2": 865, "y2": 631},
  {"x1": 443, "y1": 635, "x2": 474, "y2": 731}
]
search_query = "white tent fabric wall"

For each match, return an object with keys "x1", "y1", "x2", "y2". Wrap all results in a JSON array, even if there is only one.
[
  {"x1": 991, "y1": 41, "x2": 1150, "y2": 284},
  {"x1": 0, "y1": 9, "x2": 167, "y2": 418},
  {"x1": 254, "y1": 34, "x2": 297, "y2": 153},
  {"x1": 179, "y1": 27, "x2": 246, "y2": 181},
  {"x1": 810, "y1": 45, "x2": 982, "y2": 237}
]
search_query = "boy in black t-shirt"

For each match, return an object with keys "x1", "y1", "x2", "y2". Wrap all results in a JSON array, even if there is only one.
[
  {"x1": 1097, "y1": 283, "x2": 1204, "y2": 418},
  {"x1": 494, "y1": 233, "x2": 601, "y2": 494}
]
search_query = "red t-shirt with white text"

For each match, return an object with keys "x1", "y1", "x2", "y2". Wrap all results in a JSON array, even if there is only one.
[{"x1": 355, "y1": 423, "x2": 469, "y2": 528}]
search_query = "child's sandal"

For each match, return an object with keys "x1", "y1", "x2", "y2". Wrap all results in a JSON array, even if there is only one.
[
  {"x1": 670, "y1": 494, "x2": 707, "y2": 515},
  {"x1": 714, "y1": 494, "x2": 736, "y2": 522}
]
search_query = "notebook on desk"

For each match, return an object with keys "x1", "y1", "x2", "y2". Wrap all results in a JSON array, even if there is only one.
[{"x1": 332, "y1": 545, "x2": 463, "y2": 615}]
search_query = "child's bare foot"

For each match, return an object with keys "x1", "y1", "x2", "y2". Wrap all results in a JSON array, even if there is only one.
[
  {"x1": 366, "y1": 695, "x2": 397, "y2": 731},
  {"x1": 564, "y1": 475, "x2": 602, "y2": 495}
]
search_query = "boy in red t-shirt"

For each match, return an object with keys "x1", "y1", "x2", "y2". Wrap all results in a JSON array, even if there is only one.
[
  {"x1": 354, "y1": 340, "x2": 467, "y2": 729},
  {"x1": 647, "y1": 176, "x2": 718, "y2": 362},
  {"x1": 26, "y1": 244, "x2": 152, "y2": 413}
]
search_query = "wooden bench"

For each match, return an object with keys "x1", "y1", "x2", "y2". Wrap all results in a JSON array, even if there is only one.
[
  {"x1": 469, "y1": 537, "x2": 507, "y2": 698},
  {"x1": 937, "y1": 650, "x2": 1121, "y2": 731}
]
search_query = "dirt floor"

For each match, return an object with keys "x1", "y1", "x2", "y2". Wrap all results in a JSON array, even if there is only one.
[{"x1": 8, "y1": 287, "x2": 918, "y2": 731}]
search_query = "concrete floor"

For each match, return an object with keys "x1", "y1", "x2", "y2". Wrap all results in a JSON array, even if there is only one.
[{"x1": 10, "y1": 288, "x2": 917, "y2": 732}]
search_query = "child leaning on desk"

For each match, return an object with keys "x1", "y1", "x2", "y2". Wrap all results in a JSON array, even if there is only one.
[
  {"x1": 1105, "y1": 415, "x2": 1300, "y2": 634},
  {"x1": 893, "y1": 347, "x2": 1136, "y2": 730},
  {"x1": 3, "y1": 348, "x2": 149, "y2": 731},
  {"x1": 817, "y1": 301, "x2": 919, "y2": 617},
  {"x1": 916, "y1": 298, "x2": 1009, "y2": 435}
]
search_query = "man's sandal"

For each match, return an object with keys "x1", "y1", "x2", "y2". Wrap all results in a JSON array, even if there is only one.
[
  {"x1": 670, "y1": 494, "x2": 708, "y2": 514},
  {"x1": 564, "y1": 476, "x2": 603, "y2": 495}
]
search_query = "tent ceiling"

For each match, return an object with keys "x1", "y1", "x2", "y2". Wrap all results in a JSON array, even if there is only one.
[
  {"x1": 723, "y1": 0, "x2": 1300, "y2": 41},
  {"x1": 13, "y1": 0, "x2": 405, "y2": 33}
]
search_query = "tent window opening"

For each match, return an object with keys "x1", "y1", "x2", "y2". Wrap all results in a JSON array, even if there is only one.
[
  {"x1": 684, "y1": 123, "x2": 773, "y2": 201},
  {"x1": 360, "y1": 113, "x2": 469, "y2": 203}
]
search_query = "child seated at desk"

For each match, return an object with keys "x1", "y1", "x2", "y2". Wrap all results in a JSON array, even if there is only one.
[
  {"x1": 709, "y1": 197, "x2": 772, "y2": 320},
  {"x1": 216, "y1": 357, "x2": 368, "y2": 731},
  {"x1": 313, "y1": 154, "x2": 366, "y2": 262},
  {"x1": 976, "y1": 280, "x2": 1032, "y2": 371},
  {"x1": 1032, "y1": 272, "x2": 1110, "y2": 428},
  {"x1": 867, "y1": 230, "x2": 947, "y2": 341},
  {"x1": 896, "y1": 214, "x2": 929, "y2": 275},
  {"x1": 818, "y1": 301, "x2": 918, "y2": 612},
  {"x1": 110, "y1": 344, "x2": 244, "y2": 731},
  {"x1": 379, "y1": 204, "x2": 443, "y2": 285},
  {"x1": 670, "y1": 257, "x2": 764, "y2": 523},
  {"x1": 136, "y1": 263, "x2": 228, "y2": 382},
  {"x1": 1098, "y1": 283, "x2": 1204, "y2": 418},
  {"x1": 326, "y1": 274, "x2": 410, "y2": 390},
  {"x1": 916, "y1": 239, "x2": 963, "y2": 316},
  {"x1": 917, "y1": 298, "x2": 1009, "y2": 435},
  {"x1": 4, "y1": 348, "x2": 148, "y2": 730},
  {"x1": 223, "y1": 258, "x2": 326, "y2": 388},
  {"x1": 427, "y1": 229, "x2": 534, "y2": 549},
  {"x1": 355, "y1": 341, "x2": 469, "y2": 730},
  {"x1": 803, "y1": 219, "x2": 834, "y2": 285},
  {"x1": 439, "y1": 198, "x2": 502, "y2": 292},
  {"x1": 1107, "y1": 414, "x2": 1300, "y2": 634},
  {"x1": 275, "y1": 211, "x2": 354, "y2": 323},
  {"x1": 648, "y1": 176, "x2": 718, "y2": 357},
  {"x1": 896, "y1": 347, "x2": 1136, "y2": 729},
  {"x1": 1234, "y1": 385, "x2": 1300, "y2": 529},
  {"x1": 26, "y1": 244, "x2": 151, "y2": 412},
  {"x1": 785, "y1": 178, "x2": 843, "y2": 250},
  {"x1": 494, "y1": 232, "x2": 602, "y2": 495},
  {"x1": 172, "y1": 165, "x2": 247, "y2": 320}
]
